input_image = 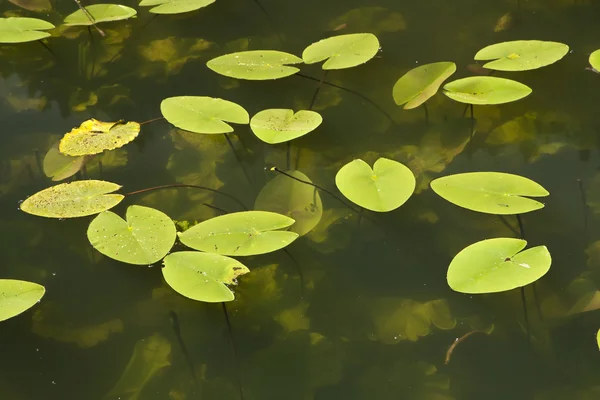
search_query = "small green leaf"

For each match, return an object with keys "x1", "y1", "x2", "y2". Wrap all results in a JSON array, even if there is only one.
[
  {"x1": 250, "y1": 109, "x2": 322, "y2": 144},
  {"x1": 393, "y1": 62, "x2": 456, "y2": 109},
  {"x1": 590, "y1": 49, "x2": 600, "y2": 71},
  {"x1": 207, "y1": 50, "x2": 303, "y2": 80},
  {"x1": 447, "y1": 238, "x2": 551, "y2": 294},
  {"x1": 0, "y1": 17, "x2": 54, "y2": 43},
  {"x1": 0, "y1": 279, "x2": 45, "y2": 322},
  {"x1": 597, "y1": 329, "x2": 600, "y2": 350},
  {"x1": 302, "y1": 33, "x2": 380, "y2": 70},
  {"x1": 162, "y1": 251, "x2": 249, "y2": 302},
  {"x1": 59, "y1": 119, "x2": 140, "y2": 157},
  {"x1": 64, "y1": 4, "x2": 137, "y2": 26},
  {"x1": 139, "y1": 0, "x2": 215, "y2": 14},
  {"x1": 87, "y1": 205, "x2": 176, "y2": 265},
  {"x1": 474, "y1": 40, "x2": 569, "y2": 71},
  {"x1": 335, "y1": 158, "x2": 415, "y2": 212},
  {"x1": 178, "y1": 211, "x2": 299, "y2": 256},
  {"x1": 430, "y1": 172, "x2": 549, "y2": 215},
  {"x1": 43, "y1": 143, "x2": 85, "y2": 181},
  {"x1": 443, "y1": 76, "x2": 532, "y2": 105},
  {"x1": 161, "y1": 96, "x2": 249, "y2": 134}
]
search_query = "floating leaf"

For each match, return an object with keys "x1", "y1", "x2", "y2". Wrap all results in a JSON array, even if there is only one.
[
  {"x1": 443, "y1": 76, "x2": 532, "y2": 105},
  {"x1": 392, "y1": 62, "x2": 456, "y2": 109},
  {"x1": 162, "y1": 251, "x2": 249, "y2": 302},
  {"x1": 8, "y1": 0, "x2": 52, "y2": 12},
  {"x1": 59, "y1": 119, "x2": 140, "y2": 157},
  {"x1": 447, "y1": 238, "x2": 552, "y2": 294},
  {"x1": 20, "y1": 180, "x2": 124, "y2": 218},
  {"x1": 139, "y1": 0, "x2": 214, "y2": 14},
  {"x1": 335, "y1": 158, "x2": 415, "y2": 212},
  {"x1": 474, "y1": 40, "x2": 569, "y2": 71},
  {"x1": 250, "y1": 109, "x2": 322, "y2": 144},
  {"x1": 43, "y1": 143, "x2": 85, "y2": 181},
  {"x1": 597, "y1": 329, "x2": 600, "y2": 350},
  {"x1": 207, "y1": 50, "x2": 303, "y2": 80},
  {"x1": 302, "y1": 33, "x2": 380, "y2": 70},
  {"x1": 590, "y1": 49, "x2": 600, "y2": 71},
  {"x1": 0, "y1": 279, "x2": 45, "y2": 322},
  {"x1": 63, "y1": 4, "x2": 137, "y2": 26},
  {"x1": 0, "y1": 17, "x2": 54, "y2": 43},
  {"x1": 161, "y1": 96, "x2": 249, "y2": 134},
  {"x1": 87, "y1": 205, "x2": 176, "y2": 265},
  {"x1": 430, "y1": 172, "x2": 548, "y2": 215},
  {"x1": 178, "y1": 211, "x2": 299, "y2": 256}
]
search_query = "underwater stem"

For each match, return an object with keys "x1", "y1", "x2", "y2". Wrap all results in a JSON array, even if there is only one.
[
  {"x1": 578, "y1": 178, "x2": 589, "y2": 239},
  {"x1": 221, "y1": 302, "x2": 245, "y2": 400},
  {"x1": 284, "y1": 248, "x2": 305, "y2": 300},
  {"x1": 169, "y1": 311, "x2": 200, "y2": 391},
  {"x1": 422, "y1": 102, "x2": 429, "y2": 126},
  {"x1": 224, "y1": 133, "x2": 255, "y2": 190},
  {"x1": 516, "y1": 214, "x2": 531, "y2": 340},
  {"x1": 37, "y1": 40, "x2": 58, "y2": 59}
]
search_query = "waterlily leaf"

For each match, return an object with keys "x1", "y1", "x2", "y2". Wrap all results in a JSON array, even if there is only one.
[
  {"x1": 370, "y1": 298, "x2": 431, "y2": 344},
  {"x1": 597, "y1": 329, "x2": 600, "y2": 350},
  {"x1": 63, "y1": 4, "x2": 137, "y2": 26},
  {"x1": 162, "y1": 251, "x2": 249, "y2": 302},
  {"x1": 443, "y1": 76, "x2": 532, "y2": 105},
  {"x1": 87, "y1": 205, "x2": 176, "y2": 265},
  {"x1": 447, "y1": 238, "x2": 552, "y2": 294},
  {"x1": 8, "y1": 0, "x2": 52, "y2": 12},
  {"x1": 0, "y1": 279, "x2": 45, "y2": 322},
  {"x1": 20, "y1": 180, "x2": 124, "y2": 218},
  {"x1": 250, "y1": 109, "x2": 322, "y2": 144},
  {"x1": 392, "y1": 62, "x2": 456, "y2": 109},
  {"x1": 161, "y1": 96, "x2": 249, "y2": 134},
  {"x1": 0, "y1": 17, "x2": 54, "y2": 43},
  {"x1": 430, "y1": 172, "x2": 549, "y2": 215},
  {"x1": 302, "y1": 33, "x2": 380, "y2": 70},
  {"x1": 335, "y1": 158, "x2": 415, "y2": 212},
  {"x1": 590, "y1": 49, "x2": 600, "y2": 71},
  {"x1": 59, "y1": 119, "x2": 140, "y2": 157},
  {"x1": 207, "y1": 50, "x2": 303, "y2": 80},
  {"x1": 139, "y1": 0, "x2": 215, "y2": 14},
  {"x1": 43, "y1": 142, "x2": 85, "y2": 181},
  {"x1": 178, "y1": 211, "x2": 299, "y2": 256},
  {"x1": 474, "y1": 40, "x2": 569, "y2": 71}
]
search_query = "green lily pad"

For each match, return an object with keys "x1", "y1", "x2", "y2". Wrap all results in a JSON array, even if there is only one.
[
  {"x1": 335, "y1": 158, "x2": 415, "y2": 212},
  {"x1": 447, "y1": 238, "x2": 552, "y2": 294},
  {"x1": 87, "y1": 205, "x2": 176, "y2": 265},
  {"x1": 139, "y1": 0, "x2": 215, "y2": 14},
  {"x1": 59, "y1": 119, "x2": 140, "y2": 157},
  {"x1": 20, "y1": 180, "x2": 124, "y2": 218},
  {"x1": 161, "y1": 96, "x2": 249, "y2": 134},
  {"x1": 0, "y1": 279, "x2": 45, "y2": 322},
  {"x1": 392, "y1": 62, "x2": 456, "y2": 109},
  {"x1": 43, "y1": 143, "x2": 85, "y2": 181},
  {"x1": 207, "y1": 50, "x2": 303, "y2": 80},
  {"x1": 162, "y1": 251, "x2": 250, "y2": 302},
  {"x1": 597, "y1": 329, "x2": 600, "y2": 350},
  {"x1": 430, "y1": 172, "x2": 549, "y2": 215},
  {"x1": 178, "y1": 211, "x2": 299, "y2": 256},
  {"x1": 0, "y1": 17, "x2": 55, "y2": 43},
  {"x1": 443, "y1": 76, "x2": 532, "y2": 105},
  {"x1": 474, "y1": 40, "x2": 569, "y2": 71},
  {"x1": 250, "y1": 109, "x2": 322, "y2": 144},
  {"x1": 590, "y1": 49, "x2": 600, "y2": 71},
  {"x1": 63, "y1": 4, "x2": 137, "y2": 26},
  {"x1": 302, "y1": 33, "x2": 380, "y2": 70}
]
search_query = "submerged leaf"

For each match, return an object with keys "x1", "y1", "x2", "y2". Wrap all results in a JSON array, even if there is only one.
[
  {"x1": 474, "y1": 40, "x2": 569, "y2": 71},
  {"x1": 207, "y1": 50, "x2": 303, "y2": 80},
  {"x1": 59, "y1": 119, "x2": 140, "y2": 157},
  {"x1": 393, "y1": 62, "x2": 456, "y2": 109},
  {"x1": 0, "y1": 17, "x2": 54, "y2": 43},
  {"x1": 43, "y1": 143, "x2": 85, "y2": 181},
  {"x1": 139, "y1": 0, "x2": 215, "y2": 14},
  {"x1": 250, "y1": 109, "x2": 322, "y2": 144},
  {"x1": 63, "y1": 4, "x2": 137, "y2": 26},
  {"x1": 327, "y1": 7, "x2": 406, "y2": 34},
  {"x1": 302, "y1": 33, "x2": 380, "y2": 70},
  {"x1": 8, "y1": 0, "x2": 52, "y2": 12},
  {"x1": 0, "y1": 279, "x2": 45, "y2": 322},
  {"x1": 443, "y1": 76, "x2": 532, "y2": 105}
]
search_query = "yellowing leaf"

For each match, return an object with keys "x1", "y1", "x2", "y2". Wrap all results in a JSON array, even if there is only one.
[{"x1": 59, "y1": 119, "x2": 140, "y2": 156}]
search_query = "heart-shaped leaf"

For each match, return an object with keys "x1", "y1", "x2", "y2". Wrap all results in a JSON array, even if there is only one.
[
  {"x1": 393, "y1": 62, "x2": 456, "y2": 109},
  {"x1": 250, "y1": 109, "x2": 322, "y2": 144},
  {"x1": 207, "y1": 50, "x2": 303, "y2": 80},
  {"x1": 474, "y1": 40, "x2": 569, "y2": 71},
  {"x1": 0, "y1": 17, "x2": 54, "y2": 43},
  {"x1": 443, "y1": 76, "x2": 532, "y2": 105},
  {"x1": 139, "y1": 0, "x2": 215, "y2": 14},
  {"x1": 59, "y1": 119, "x2": 140, "y2": 157},
  {"x1": 0, "y1": 280, "x2": 45, "y2": 322},
  {"x1": 43, "y1": 143, "x2": 85, "y2": 181},
  {"x1": 63, "y1": 4, "x2": 137, "y2": 26},
  {"x1": 302, "y1": 33, "x2": 380, "y2": 70}
]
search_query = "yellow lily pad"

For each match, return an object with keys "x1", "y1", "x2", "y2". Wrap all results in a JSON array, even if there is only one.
[{"x1": 59, "y1": 119, "x2": 140, "y2": 156}]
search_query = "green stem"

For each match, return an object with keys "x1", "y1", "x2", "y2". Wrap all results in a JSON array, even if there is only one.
[{"x1": 221, "y1": 302, "x2": 245, "y2": 400}]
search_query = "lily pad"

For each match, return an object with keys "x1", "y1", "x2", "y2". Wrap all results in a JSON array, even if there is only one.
[
  {"x1": 250, "y1": 109, "x2": 322, "y2": 144},
  {"x1": 597, "y1": 329, "x2": 600, "y2": 350},
  {"x1": 590, "y1": 49, "x2": 600, "y2": 71},
  {"x1": 0, "y1": 17, "x2": 55, "y2": 43},
  {"x1": 162, "y1": 251, "x2": 249, "y2": 302},
  {"x1": 63, "y1": 4, "x2": 137, "y2": 26},
  {"x1": 393, "y1": 62, "x2": 456, "y2": 109},
  {"x1": 161, "y1": 96, "x2": 249, "y2": 134},
  {"x1": 335, "y1": 158, "x2": 415, "y2": 212},
  {"x1": 207, "y1": 50, "x2": 303, "y2": 80},
  {"x1": 178, "y1": 211, "x2": 299, "y2": 256},
  {"x1": 0, "y1": 279, "x2": 45, "y2": 322},
  {"x1": 20, "y1": 180, "x2": 124, "y2": 218},
  {"x1": 87, "y1": 205, "x2": 176, "y2": 265},
  {"x1": 474, "y1": 40, "x2": 569, "y2": 71},
  {"x1": 443, "y1": 76, "x2": 532, "y2": 105},
  {"x1": 430, "y1": 172, "x2": 549, "y2": 215},
  {"x1": 43, "y1": 143, "x2": 85, "y2": 181},
  {"x1": 302, "y1": 33, "x2": 380, "y2": 70},
  {"x1": 447, "y1": 238, "x2": 552, "y2": 294},
  {"x1": 59, "y1": 119, "x2": 140, "y2": 157},
  {"x1": 139, "y1": 0, "x2": 215, "y2": 14}
]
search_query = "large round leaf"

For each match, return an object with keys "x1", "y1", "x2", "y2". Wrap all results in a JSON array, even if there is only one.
[
  {"x1": 178, "y1": 211, "x2": 299, "y2": 256},
  {"x1": 474, "y1": 40, "x2": 569, "y2": 71},
  {"x1": 162, "y1": 251, "x2": 249, "y2": 302},
  {"x1": 0, "y1": 17, "x2": 54, "y2": 43},
  {"x1": 447, "y1": 238, "x2": 552, "y2": 294},
  {"x1": 59, "y1": 119, "x2": 140, "y2": 157},
  {"x1": 161, "y1": 96, "x2": 249, "y2": 134},
  {"x1": 20, "y1": 180, "x2": 124, "y2": 218},
  {"x1": 250, "y1": 109, "x2": 322, "y2": 144},
  {"x1": 43, "y1": 143, "x2": 85, "y2": 181},
  {"x1": 443, "y1": 76, "x2": 532, "y2": 105},
  {"x1": 302, "y1": 33, "x2": 380, "y2": 70},
  {"x1": 335, "y1": 158, "x2": 415, "y2": 212},
  {"x1": 0, "y1": 279, "x2": 45, "y2": 322},
  {"x1": 87, "y1": 205, "x2": 176, "y2": 265},
  {"x1": 254, "y1": 170, "x2": 323, "y2": 236},
  {"x1": 139, "y1": 0, "x2": 215, "y2": 14},
  {"x1": 63, "y1": 4, "x2": 137, "y2": 26},
  {"x1": 430, "y1": 172, "x2": 549, "y2": 215},
  {"x1": 392, "y1": 62, "x2": 456, "y2": 109},
  {"x1": 207, "y1": 50, "x2": 303, "y2": 80},
  {"x1": 590, "y1": 49, "x2": 600, "y2": 71}
]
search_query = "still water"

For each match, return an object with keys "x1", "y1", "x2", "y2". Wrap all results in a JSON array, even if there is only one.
[{"x1": 2, "y1": 0, "x2": 600, "y2": 399}]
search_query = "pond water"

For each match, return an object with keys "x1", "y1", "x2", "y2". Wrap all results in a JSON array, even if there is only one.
[{"x1": 2, "y1": 0, "x2": 600, "y2": 399}]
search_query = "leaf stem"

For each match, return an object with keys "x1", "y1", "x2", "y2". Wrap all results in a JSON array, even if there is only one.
[{"x1": 221, "y1": 302, "x2": 245, "y2": 400}]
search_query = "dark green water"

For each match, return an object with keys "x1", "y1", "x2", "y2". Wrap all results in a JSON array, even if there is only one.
[{"x1": 2, "y1": 0, "x2": 600, "y2": 399}]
